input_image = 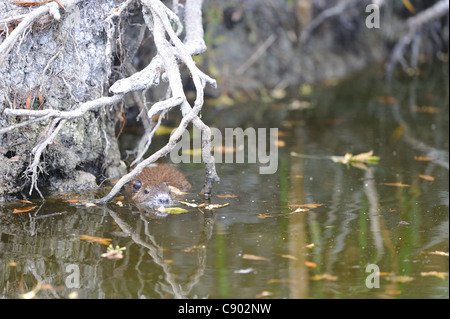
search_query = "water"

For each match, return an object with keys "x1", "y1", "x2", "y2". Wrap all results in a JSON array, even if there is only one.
[{"x1": 0, "y1": 66, "x2": 448, "y2": 299}]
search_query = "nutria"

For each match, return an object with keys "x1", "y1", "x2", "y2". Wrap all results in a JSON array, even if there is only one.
[{"x1": 128, "y1": 164, "x2": 191, "y2": 216}]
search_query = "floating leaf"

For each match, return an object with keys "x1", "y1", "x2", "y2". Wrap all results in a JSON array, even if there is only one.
[
  {"x1": 305, "y1": 261, "x2": 317, "y2": 268},
  {"x1": 331, "y1": 150, "x2": 379, "y2": 165},
  {"x1": 420, "y1": 271, "x2": 448, "y2": 280},
  {"x1": 255, "y1": 291, "x2": 273, "y2": 298},
  {"x1": 242, "y1": 254, "x2": 270, "y2": 262},
  {"x1": 291, "y1": 207, "x2": 309, "y2": 213},
  {"x1": 383, "y1": 182, "x2": 410, "y2": 188},
  {"x1": 179, "y1": 200, "x2": 200, "y2": 208},
  {"x1": 216, "y1": 193, "x2": 238, "y2": 199},
  {"x1": 412, "y1": 105, "x2": 440, "y2": 114},
  {"x1": 289, "y1": 203, "x2": 323, "y2": 209},
  {"x1": 79, "y1": 235, "x2": 111, "y2": 246},
  {"x1": 376, "y1": 96, "x2": 397, "y2": 105},
  {"x1": 12, "y1": 206, "x2": 37, "y2": 214},
  {"x1": 280, "y1": 254, "x2": 298, "y2": 260},
  {"x1": 257, "y1": 213, "x2": 272, "y2": 219},
  {"x1": 310, "y1": 273, "x2": 338, "y2": 281},
  {"x1": 418, "y1": 174, "x2": 435, "y2": 182},
  {"x1": 101, "y1": 244, "x2": 126, "y2": 260},
  {"x1": 305, "y1": 243, "x2": 315, "y2": 249},
  {"x1": 427, "y1": 251, "x2": 449, "y2": 257},
  {"x1": 165, "y1": 207, "x2": 189, "y2": 214},
  {"x1": 204, "y1": 203, "x2": 230, "y2": 210},
  {"x1": 414, "y1": 156, "x2": 436, "y2": 162}
]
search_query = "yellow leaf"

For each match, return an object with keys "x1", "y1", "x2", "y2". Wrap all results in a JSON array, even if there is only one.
[
  {"x1": 305, "y1": 261, "x2": 317, "y2": 268},
  {"x1": 402, "y1": 0, "x2": 416, "y2": 14},
  {"x1": 165, "y1": 207, "x2": 189, "y2": 214},
  {"x1": 392, "y1": 125, "x2": 405, "y2": 140},
  {"x1": 155, "y1": 125, "x2": 176, "y2": 136}
]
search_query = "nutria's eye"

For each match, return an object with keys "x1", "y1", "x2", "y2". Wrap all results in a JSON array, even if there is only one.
[
  {"x1": 144, "y1": 189, "x2": 150, "y2": 194},
  {"x1": 132, "y1": 180, "x2": 142, "y2": 193}
]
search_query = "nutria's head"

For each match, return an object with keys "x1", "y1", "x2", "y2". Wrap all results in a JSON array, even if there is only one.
[{"x1": 130, "y1": 179, "x2": 173, "y2": 217}]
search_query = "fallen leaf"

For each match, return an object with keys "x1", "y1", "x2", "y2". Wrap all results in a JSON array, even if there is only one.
[
  {"x1": 12, "y1": 206, "x2": 37, "y2": 214},
  {"x1": 242, "y1": 254, "x2": 270, "y2": 262},
  {"x1": 38, "y1": 91, "x2": 44, "y2": 109},
  {"x1": 386, "y1": 275, "x2": 414, "y2": 283},
  {"x1": 216, "y1": 193, "x2": 238, "y2": 199},
  {"x1": 280, "y1": 254, "x2": 298, "y2": 260},
  {"x1": 310, "y1": 273, "x2": 338, "y2": 281},
  {"x1": 17, "y1": 199, "x2": 33, "y2": 204},
  {"x1": 305, "y1": 261, "x2": 317, "y2": 268},
  {"x1": 204, "y1": 203, "x2": 230, "y2": 210},
  {"x1": 427, "y1": 251, "x2": 449, "y2": 257},
  {"x1": 414, "y1": 156, "x2": 436, "y2": 162},
  {"x1": 25, "y1": 90, "x2": 32, "y2": 110},
  {"x1": 420, "y1": 271, "x2": 448, "y2": 280},
  {"x1": 289, "y1": 203, "x2": 323, "y2": 209},
  {"x1": 255, "y1": 291, "x2": 273, "y2": 298},
  {"x1": 290, "y1": 207, "x2": 309, "y2": 213},
  {"x1": 257, "y1": 213, "x2": 272, "y2": 219},
  {"x1": 305, "y1": 243, "x2": 315, "y2": 249},
  {"x1": 79, "y1": 235, "x2": 111, "y2": 246},
  {"x1": 419, "y1": 174, "x2": 435, "y2": 182},
  {"x1": 412, "y1": 105, "x2": 440, "y2": 114},
  {"x1": 179, "y1": 201, "x2": 201, "y2": 208},
  {"x1": 383, "y1": 182, "x2": 410, "y2": 188},
  {"x1": 85, "y1": 202, "x2": 97, "y2": 207},
  {"x1": 168, "y1": 185, "x2": 187, "y2": 196},
  {"x1": 275, "y1": 140, "x2": 286, "y2": 147},
  {"x1": 165, "y1": 207, "x2": 189, "y2": 214},
  {"x1": 376, "y1": 96, "x2": 396, "y2": 105}
]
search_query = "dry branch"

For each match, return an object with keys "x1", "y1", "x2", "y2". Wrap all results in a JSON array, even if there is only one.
[{"x1": 1, "y1": 0, "x2": 219, "y2": 201}]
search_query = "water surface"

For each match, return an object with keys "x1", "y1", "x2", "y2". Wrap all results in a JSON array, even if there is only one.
[{"x1": 0, "y1": 66, "x2": 448, "y2": 299}]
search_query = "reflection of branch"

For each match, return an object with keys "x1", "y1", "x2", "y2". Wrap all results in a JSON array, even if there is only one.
[
  {"x1": 390, "y1": 100, "x2": 449, "y2": 171},
  {"x1": 363, "y1": 169, "x2": 384, "y2": 262},
  {"x1": 106, "y1": 206, "x2": 213, "y2": 298}
]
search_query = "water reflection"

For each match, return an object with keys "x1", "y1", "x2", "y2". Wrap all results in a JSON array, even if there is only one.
[{"x1": 0, "y1": 66, "x2": 448, "y2": 299}]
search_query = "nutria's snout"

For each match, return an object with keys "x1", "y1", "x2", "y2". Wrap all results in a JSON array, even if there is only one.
[{"x1": 153, "y1": 192, "x2": 172, "y2": 207}]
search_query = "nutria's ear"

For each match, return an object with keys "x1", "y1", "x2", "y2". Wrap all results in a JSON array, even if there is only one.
[{"x1": 132, "y1": 180, "x2": 143, "y2": 193}]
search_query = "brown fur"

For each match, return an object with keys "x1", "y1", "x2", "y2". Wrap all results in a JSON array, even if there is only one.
[{"x1": 128, "y1": 164, "x2": 191, "y2": 205}]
